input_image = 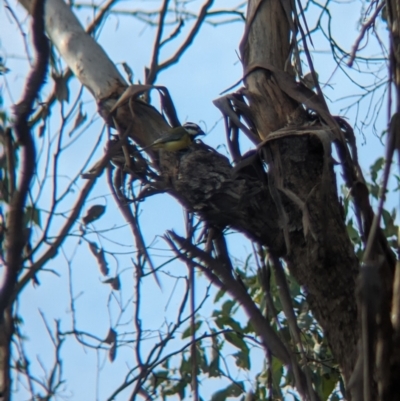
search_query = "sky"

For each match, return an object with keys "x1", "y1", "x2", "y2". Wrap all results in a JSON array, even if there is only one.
[{"x1": 0, "y1": 0, "x2": 393, "y2": 400}]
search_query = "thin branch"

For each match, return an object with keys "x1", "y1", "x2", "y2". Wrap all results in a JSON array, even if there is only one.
[
  {"x1": 146, "y1": 0, "x2": 170, "y2": 85},
  {"x1": 13, "y1": 136, "x2": 124, "y2": 298},
  {"x1": 348, "y1": 2, "x2": 385, "y2": 67},
  {"x1": 1, "y1": 0, "x2": 49, "y2": 314},
  {"x1": 158, "y1": 0, "x2": 214, "y2": 72}
]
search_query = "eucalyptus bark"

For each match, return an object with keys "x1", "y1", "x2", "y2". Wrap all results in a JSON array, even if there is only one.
[{"x1": 239, "y1": 0, "x2": 360, "y2": 384}]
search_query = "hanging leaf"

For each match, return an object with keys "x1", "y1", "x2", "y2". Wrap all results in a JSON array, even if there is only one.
[
  {"x1": 122, "y1": 62, "x2": 134, "y2": 84},
  {"x1": 87, "y1": 241, "x2": 109, "y2": 276},
  {"x1": 181, "y1": 320, "x2": 203, "y2": 339},
  {"x1": 103, "y1": 276, "x2": 121, "y2": 291},
  {"x1": 109, "y1": 342, "x2": 117, "y2": 362},
  {"x1": 233, "y1": 350, "x2": 250, "y2": 370},
  {"x1": 53, "y1": 74, "x2": 69, "y2": 103},
  {"x1": 224, "y1": 332, "x2": 248, "y2": 353},
  {"x1": 320, "y1": 372, "x2": 339, "y2": 401},
  {"x1": 83, "y1": 205, "x2": 105, "y2": 225},
  {"x1": 70, "y1": 103, "x2": 87, "y2": 136},
  {"x1": 52, "y1": 72, "x2": 70, "y2": 103},
  {"x1": 25, "y1": 205, "x2": 41, "y2": 228},
  {"x1": 210, "y1": 382, "x2": 244, "y2": 401},
  {"x1": 209, "y1": 333, "x2": 221, "y2": 377},
  {"x1": 104, "y1": 328, "x2": 117, "y2": 344},
  {"x1": 271, "y1": 356, "x2": 283, "y2": 388}
]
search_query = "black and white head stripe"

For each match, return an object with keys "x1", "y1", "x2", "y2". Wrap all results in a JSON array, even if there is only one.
[{"x1": 183, "y1": 122, "x2": 205, "y2": 136}]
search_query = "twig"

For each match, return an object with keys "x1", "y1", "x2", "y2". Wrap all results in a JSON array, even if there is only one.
[
  {"x1": 348, "y1": 2, "x2": 385, "y2": 67},
  {"x1": 158, "y1": 0, "x2": 214, "y2": 72},
  {"x1": 146, "y1": 0, "x2": 170, "y2": 85}
]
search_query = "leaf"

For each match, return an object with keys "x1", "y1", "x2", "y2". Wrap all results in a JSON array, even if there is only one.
[
  {"x1": 382, "y1": 208, "x2": 397, "y2": 238},
  {"x1": 103, "y1": 276, "x2": 121, "y2": 291},
  {"x1": 181, "y1": 320, "x2": 203, "y2": 339},
  {"x1": 221, "y1": 300, "x2": 236, "y2": 315},
  {"x1": 25, "y1": 205, "x2": 41, "y2": 228},
  {"x1": 209, "y1": 334, "x2": 221, "y2": 377},
  {"x1": 87, "y1": 241, "x2": 109, "y2": 276},
  {"x1": 83, "y1": 205, "x2": 105, "y2": 225},
  {"x1": 105, "y1": 328, "x2": 117, "y2": 362},
  {"x1": 320, "y1": 373, "x2": 338, "y2": 401},
  {"x1": 233, "y1": 350, "x2": 250, "y2": 370},
  {"x1": 210, "y1": 382, "x2": 244, "y2": 401},
  {"x1": 197, "y1": 345, "x2": 209, "y2": 374},
  {"x1": 369, "y1": 157, "x2": 384, "y2": 183},
  {"x1": 104, "y1": 328, "x2": 117, "y2": 344},
  {"x1": 214, "y1": 287, "x2": 226, "y2": 302},
  {"x1": 122, "y1": 62, "x2": 134, "y2": 84},
  {"x1": 224, "y1": 332, "x2": 248, "y2": 353},
  {"x1": 52, "y1": 72, "x2": 69, "y2": 103},
  {"x1": 346, "y1": 221, "x2": 360, "y2": 244},
  {"x1": 271, "y1": 356, "x2": 283, "y2": 387},
  {"x1": 152, "y1": 370, "x2": 169, "y2": 389},
  {"x1": 162, "y1": 380, "x2": 186, "y2": 399},
  {"x1": 222, "y1": 316, "x2": 243, "y2": 332},
  {"x1": 109, "y1": 342, "x2": 116, "y2": 362},
  {"x1": 70, "y1": 103, "x2": 87, "y2": 136}
]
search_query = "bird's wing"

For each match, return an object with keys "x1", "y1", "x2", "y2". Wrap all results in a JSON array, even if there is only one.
[{"x1": 152, "y1": 132, "x2": 185, "y2": 145}]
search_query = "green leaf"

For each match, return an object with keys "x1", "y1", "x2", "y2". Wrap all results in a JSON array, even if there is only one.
[
  {"x1": 210, "y1": 382, "x2": 244, "y2": 401},
  {"x1": 209, "y1": 334, "x2": 221, "y2": 377},
  {"x1": 368, "y1": 182, "x2": 380, "y2": 199},
  {"x1": 222, "y1": 300, "x2": 236, "y2": 315},
  {"x1": 25, "y1": 205, "x2": 41, "y2": 228},
  {"x1": 370, "y1": 157, "x2": 384, "y2": 183},
  {"x1": 320, "y1": 373, "x2": 338, "y2": 400},
  {"x1": 151, "y1": 370, "x2": 169, "y2": 388},
  {"x1": 181, "y1": 320, "x2": 203, "y2": 339},
  {"x1": 214, "y1": 287, "x2": 226, "y2": 302},
  {"x1": 346, "y1": 220, "x2": 360, "y2": 244},
  {"x1": 233, "y1": 350, "x2": 250, "y2": 370},
  {"x1": 163, "y1": 380, "x2": 186, "y2": 400},
  {"x1": 382, "y1": 208, "x2": 397, "y2": 238},
  {"x1": 179, "y1": 356, "x2": 192, "y2": 378},
  {"x1": 215, "y1": 315, "x2": 242, "y2": 332},
  {"x1": 271, "y1": 356, "x2": 283, "y2": 388},
  {"x1": 224, "y1": 332, "x2": 248, "y2": 353}
]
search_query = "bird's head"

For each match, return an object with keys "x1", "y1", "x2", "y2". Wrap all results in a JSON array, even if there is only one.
[{"x1": 182, "y1": 122, "x2": 205, "y2": 138}]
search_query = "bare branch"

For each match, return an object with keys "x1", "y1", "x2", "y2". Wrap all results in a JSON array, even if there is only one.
[
  {"x1": 158, "y1": 0, "x2": 214, "y2": 72},
  {"x1": 2, "y1": 0, "x2": 49, "y2": 313},
  {"x1": 146, "y1": 0, "x2": 170, "y2": 85}
]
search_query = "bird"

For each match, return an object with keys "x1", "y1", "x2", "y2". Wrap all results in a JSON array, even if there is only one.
[{"x1": 141, "y1": 122, "x2": 205, "y2": 152}]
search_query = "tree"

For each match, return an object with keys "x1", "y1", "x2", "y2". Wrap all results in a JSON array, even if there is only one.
[{"x1": 0, "y1": 0, "x2": 398, "y2": 400}]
